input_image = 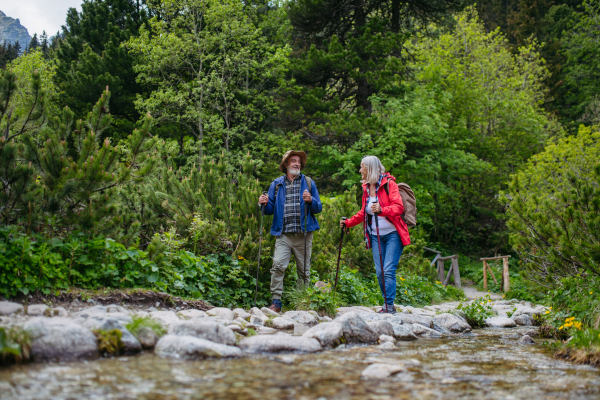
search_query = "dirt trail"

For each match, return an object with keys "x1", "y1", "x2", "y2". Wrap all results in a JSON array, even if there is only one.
[{"x1": 462, "y1": 285, "x2": 503, "y2": 300}]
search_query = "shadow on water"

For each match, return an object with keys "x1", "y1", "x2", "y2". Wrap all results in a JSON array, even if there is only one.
[{"x1": 1, "y1": 327, "x2": 599, "y2": 399}]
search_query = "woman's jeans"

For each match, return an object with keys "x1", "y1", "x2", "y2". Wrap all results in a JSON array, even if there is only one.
[{"x1": 371, "y1": 231, "x2": 404, "y2": 306}]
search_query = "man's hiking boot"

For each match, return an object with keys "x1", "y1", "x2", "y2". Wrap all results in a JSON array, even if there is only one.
[{"x1": 269, "y1": 299, "x2": 282, "y2": 313}]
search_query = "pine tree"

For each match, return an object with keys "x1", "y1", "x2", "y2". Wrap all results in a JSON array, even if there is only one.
[
  {"x1": 54, "y1": 0, "x2": 149, "y2": 139},
  {"x1": 27, "y1": 34, "x2": 39, "y2": 53}
]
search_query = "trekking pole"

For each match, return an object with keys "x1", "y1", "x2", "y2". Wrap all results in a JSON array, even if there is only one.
[
  {"x1": 373, "y1": 199, "x2": 388, "y2": 313},
  {"x1": 334, "y1": 217, "x2": 347, "y2": 290},
  {"x1": 253, "y1": 191, "x2": 267, "y2": 308},
  {"x1": 303, "y1": 203, "x2": 309, "y2": 287}
]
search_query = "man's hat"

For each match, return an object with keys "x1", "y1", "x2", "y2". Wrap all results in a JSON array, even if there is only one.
[{"x1": 279, "y1": 150, "x2": 307, "y2": 172}]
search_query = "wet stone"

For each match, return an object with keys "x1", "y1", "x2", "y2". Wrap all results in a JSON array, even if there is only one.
[
  {"x1": 26, "y1": 304, "x2": 49, "y2": 316},
  {"x1": 361, "y1": 363, "x2": 406, "y2": 378},
  {"x1": 335, "y1": 312, "x2": 379, "y2": 344},
  {"x1": 0, "y1": 301, "x2": 23, "y2": 316},
  {"x1": 485, "y1": 316, "x2": 517, "y2": 328},
  {"x1": 517, "y1": 334, "x2": 536, "y2": 345},
  {"x1": 206, "y1": 307, "x2": 235, "y2": 321},
  {"x1": 168, "y1": 319, "x2": 237, "y2": 346},
  {"x1": 302, "y1": 322, "x2": 344, "y2": 347},
  {"x1": 233, "y1": 308, "x2": 251, "y2": 320},
  {"x1": 261, "y1": 307, "x2": 280, "y2": 317},
  {"x1": 136, "y1": 327, "x2": 159, "y2": 349},
  {"x1": 238, "y1": 335, "x2": 322, "y2": 353},
  {"x1": 432, "y1": 313, "x2": 471, "y2": 333},
  {"x1": 400, "y1": 313, "x2": 433, "y2": 328},
  {"x1": 149, "y1": 311, "x2": 181, "y2": 327},
  {"x1": 269, "y1": 317, "x2": 295, "y2": 330},
  {"x1": 411, "y1": 323, "x2": 442, "y2": 337},
  {"x1": 155, "y1": 335, "x2": 242, "y2": 359},
  {"x1": 379, "y1": 334, "x2": 395, "y2": 344},
  {"x1": 284, "y1": 311, "x2": 318, "y2": 326},
  {"x1": 378, "y1": 341, "x2": 396, "y2": 350},
  {"x1": 513, "y1": 314, "x2": 534, "y2": 326},
  {"x1": 368, "y1": 320, "x2": 395, "y2": 337},
  {"x1": 390, "y1": 323, "x2": 418, "y2": 341}
]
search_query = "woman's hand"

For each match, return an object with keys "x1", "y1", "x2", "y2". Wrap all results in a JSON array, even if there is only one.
[
  {"x1": 371, "y1": 202, "x2": 381, "y2": 214},
  {"x1": 340, "y1": 219, "x2": 346, "y2": 228}
]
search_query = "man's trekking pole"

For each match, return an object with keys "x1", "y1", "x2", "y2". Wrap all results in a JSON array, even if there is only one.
[
  {"x1": 303, "y1": 203, "x2": 309, "y2": 287},
  {"x1": 334, "y1": 217, "x2": 347, "y2": 290},
  {"x1": 373, "y1": 199, "x2": 388, "y2": 313},
  {"x1": 253, "y1": 191, "x2": 267, "y2": 308}
]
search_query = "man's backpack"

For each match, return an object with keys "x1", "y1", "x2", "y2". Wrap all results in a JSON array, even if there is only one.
[{"x1": 383, "y1": 181, "x2": 417, "y2": 228}]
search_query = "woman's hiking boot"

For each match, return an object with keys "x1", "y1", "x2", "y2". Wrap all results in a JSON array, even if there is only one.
[
  {"x1": 269, "y1": 299, "x2": 282, "y2": 313},
  {"x1": 378, "y1": 305, "x2": 397, "y2": 314}
]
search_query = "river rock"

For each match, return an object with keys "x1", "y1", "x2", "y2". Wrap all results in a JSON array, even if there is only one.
[
  {"x1": 524, "y1": 329, "x2": 539, "y2": 338},
  {"x1": 233, "y1": 308, "x2": 251, "y2": 320},
  {"x1": 155, "y1": 335, "x2": 242, "y2": 359},
  {"x1": 169, "y1": 319, "x2": 236, "y2": 346},
  {"x1": 177, "y1": 309, "x2": 209, "y2": 319},
  {"x1": 432, "y1": 313, "x2": 471, "y2": 333},
  {"x1": 239, "y1": 335, "x2": 322, "y2": 353},
  {"x1": 270, "y1": 317, "x2": 295, "y2": 330},
  {"x1": 379, "y1": 334, "x2": 395, "y2": 344},
  {"x1": 335, "y1": 306, "x2": 375, "y2": 316},
  {"x1": 335, "y1": 312, "x2": 379, "y2": 344},
  {"x1": 82, "y1": 317, "x2": 142, "y2": 354},
  {"x1": 256, "y1": 326, "x2": 277, "y2": 334},
  {"x1": 136, "y1": 327, "x2": 159, "y2": 349},
  {"x1": 361, "y1": 363, "x2": 406, "y2": 378},
  {"x1": 150, "y1": 311, "x2": 181, "y2": 326},
  {"x1": 45, "y1": 307, "x2": 68, "y2": 317},
  {"x1": 106, "y1": 304, "x2": 129, "y2": 314},
  {"x1": 227, "y1": 324, "x2": 243, "y2": 333},
  {"x1": 26, "y1": 304, "x2": 49, "y2": 316},
  {"x1": 378, "y1": 341, "x2": 396, "y2": 350},
  {"x1": 261, "y1": 307, "x2": 280, "y2": 317},
  {"x1": 400, "y1": 313, "x2": 433, "y2": 328},
  {"x1": 24, "y1": 317, "x2": 98, "y2": 361},
  {"x1": 411, "y1": 323, "x2": 442, "y2": 337},
  {"x1": 319, "y1": 316, "x2": 333, "y2": 322},
  {"x1": 284, "y1": 311, "x2": 318, "y2": 326},
  {"x1": 302, "y1": 322, "x2": 344, "y2": 347},
  {"x1": 512, "y1": 314, "x2": 534, "y2": 326},
  {"x1": 251, "y1": 307, "x2": 267, "y2": 317},
  {"x1": 0, "y1": 301, "x2": 23, "y2": 315},
  {"x1": 512, "y1": 307, "x2": 542, "y2": 317},
  {"x1": 517, "y1": 335, "x2": 536, "y2": 345},
  {"x1": 432, "y1": 323, "x2": 452, "y2": 335},
  {"x1": 250, "y1": 315, "x2": 265, "y2": 326},
  {"x1": 485, "y1": 316, "x2": 517, "y2": 328},
  {"x1": 368, "y1": 320, "x2": 394, "y2": 337},
  {"x1": 390, "y1": 323, "x2": 418, "y2": 341},
  {"x1": 206, "y1": 307, "x2": 235, "y2": 321}
]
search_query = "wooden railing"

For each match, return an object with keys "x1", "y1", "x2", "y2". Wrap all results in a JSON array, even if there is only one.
[
  {"x1": 424, "y1": 247, "x2": 460, "y2": 288},
  {"x1": 480, "y1": 255, "x2": 511, "y2": 292}
]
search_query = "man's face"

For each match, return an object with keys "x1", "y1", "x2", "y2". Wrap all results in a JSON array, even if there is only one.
[{"x1": 287, "y1": 155, "x2": 302, "y2": 176}]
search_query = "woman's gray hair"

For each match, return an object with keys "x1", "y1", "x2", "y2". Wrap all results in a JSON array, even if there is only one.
[{"x1": 361, "y1": 155, "x2": 385, "y2": 184}]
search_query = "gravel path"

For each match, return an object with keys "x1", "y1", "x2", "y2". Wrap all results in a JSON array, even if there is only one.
[{"x1": 462, "y1": 285, "x2": 503, "y2": 300}]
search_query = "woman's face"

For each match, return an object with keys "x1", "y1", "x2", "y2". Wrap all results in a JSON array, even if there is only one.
[{"x1": 359, "y1": 163, "x2": 368, "y2": 180}]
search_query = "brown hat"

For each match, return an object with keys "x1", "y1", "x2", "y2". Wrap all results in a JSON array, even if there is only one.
[{"x1": 279, "y1": 150, "x2": 307, "y2": 172}]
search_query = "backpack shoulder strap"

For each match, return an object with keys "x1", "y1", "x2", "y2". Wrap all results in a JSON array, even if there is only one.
[
  {"x1": 305, "y1": 176, "x2": 312, "y2": 192},
  {"x1": 383, "y1": 181, "x2": 389, "y2": 196}
]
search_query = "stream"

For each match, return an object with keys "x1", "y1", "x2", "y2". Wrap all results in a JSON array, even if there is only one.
[{"x1": 1, "y1": 326, "x2": 598, "y2": 399}]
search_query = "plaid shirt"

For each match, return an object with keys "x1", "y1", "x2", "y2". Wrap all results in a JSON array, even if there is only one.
[{"x1": 282, "y1": 175, "x2": 302, "y2": 233}]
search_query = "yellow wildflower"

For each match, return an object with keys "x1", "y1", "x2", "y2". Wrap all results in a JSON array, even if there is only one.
[
  {"x1": 559, "y1": 325, "x2": 564, "y2": 330},
  {"x1": 590, "y1": 291, "x2": 594, "y2": 295},
  {"x1": 404, "y1": 291, "x2": 408, "y2": 295},
  {"x1": 545, "y1": 311, "x2": 550, "y2": 314}
]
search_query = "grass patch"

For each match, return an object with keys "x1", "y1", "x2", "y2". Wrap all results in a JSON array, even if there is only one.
[
  {"x1": 456, "y1": 295, "x2": 494, "y2": 328},
  {"x1": 0, "y1": 326, "x2": 31, "y2": 365},
  {"x1": 288, "y1": 284, "x2": 341, "y2": 317},
  {"x1": 94, "y1": 329, "x2": 124, "y2": 356},
  {"x1": 555, "y1": 327, "x2": 600, "y2": 366}
]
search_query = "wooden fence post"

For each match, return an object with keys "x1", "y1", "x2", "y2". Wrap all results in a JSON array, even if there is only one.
[
  {"x1": 480, "y1": 255, "x2": 511, "y2": 292},
  {"x1": 502, "y1": 257, "x2": 510, "y2": 292},
  {"x1": 452, "y1": 256, "x2": 461, "y2": 288},
  {"x1": 483, "y1": 260, "x2": 488, "y2": 291},
  {"x1": 437, "y1": 259, "x2": 445, "y2": 282}
]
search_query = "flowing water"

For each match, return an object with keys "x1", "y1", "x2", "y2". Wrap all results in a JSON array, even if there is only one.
[{"x1": 1, "y1": 326, "x2": 598, "y2": 400}]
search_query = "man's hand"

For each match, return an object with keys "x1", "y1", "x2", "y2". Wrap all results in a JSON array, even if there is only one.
[
  {"x1": 371, "y1": 202, "x2": 381, "y2": 214},
  {"x1": 303, "y1": 189, "x2": 312, "y2": 203},
  {"x1": 259, "y1": 194, "x2": 268, "y2": 205}
]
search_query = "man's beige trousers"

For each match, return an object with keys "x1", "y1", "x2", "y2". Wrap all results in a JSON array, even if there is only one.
[{"x1": 270, "y1": 232, "x2": 313, "y2": 300}]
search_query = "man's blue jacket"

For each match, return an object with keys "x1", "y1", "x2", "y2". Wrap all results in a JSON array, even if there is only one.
[{"x1": 264, "y1": 173, "x2": 322, "y2": 236}]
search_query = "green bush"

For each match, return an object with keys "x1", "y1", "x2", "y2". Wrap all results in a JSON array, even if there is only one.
[
  {"x1": 0, "y1": 326, "x2": 31, "y2": 365},
  {"x1": 456, "y1": 295, "x2": 494, "y2": 328}
]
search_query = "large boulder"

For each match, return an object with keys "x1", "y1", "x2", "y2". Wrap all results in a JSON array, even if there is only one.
[
  {"x1": 0, "y1": 301, "x2": 23, "y2": 315},
  {"x1": 367, "y1": 320, "x2": 394, "y2": 337},
  {"x1": 390, "y1": 323, "x2": 418, "y2": 341},
  {"x1": 335, "y1": 312, "x2": 379, "y2": 344},
  {"x1": 82, "y1": 317, "x2": 141, "y2": 354},
  {"x1": 512, "y1": 314, "x2": 534, "y2": 326},
  {"x1": 411, "y1": 323, "x2": 442, "y2": 338},
  {"x1": 432, "y1": 313, "x2": 471, "y2": 333},
  {"x1": 269, "y1": 317, "x2": 295, "y2": 330},
  {"x1": 149, "y1": 311, "x2": 181, "y2": 327},
  {"x1": 400, "y1": 313, "x2": 433, "y2": 328},
  {"x1": 168, "y1": 319, "x2": 236, "y2": 346},
  {"x1": 155, "y1": 335, "x2": 242, "y2": 359},
  {"x1": 239, "y1": 335, "x2": 322, "y2": 353},
  {"x1": 283, "y1": 311, "x2": 318, "y2": 326},
  {"x1": 485, "y1": 316, "x2": 517, "y2": 328},
  {"x1": 206, "y1": 307, "x2": 235, "y2": 321},
  {"x1": 24, "y1": 317, "x2": 98, "y2": 361},
  {"x1": 302, "y1": 322, "x2": 344, "y2": 347}
]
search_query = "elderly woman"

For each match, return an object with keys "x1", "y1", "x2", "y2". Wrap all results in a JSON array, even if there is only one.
[{"x1": 341, "y1": 156, "x2": 411, "y2": 313}]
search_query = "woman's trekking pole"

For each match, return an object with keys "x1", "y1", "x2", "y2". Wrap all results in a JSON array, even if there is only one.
[
  {"x1": 373, "y1": 199, "x2": 388, "y2": 313},
  {"x1": 334, "y1": 217, "x2": 347, "y2": 290},
  {"x1": 253, "y1": 191, "x2": 267, "y2": 308},
  {"x1": 303, "y1": 203, "x2": 310, "y2": 287}
]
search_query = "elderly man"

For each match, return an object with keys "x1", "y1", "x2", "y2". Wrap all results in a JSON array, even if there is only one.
[{"x1": 258, "y1": 150, "x2": 322, "y2": 312}]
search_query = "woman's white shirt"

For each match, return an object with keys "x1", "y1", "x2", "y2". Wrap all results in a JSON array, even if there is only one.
[{"x1": 366, "y1": 196, "x2": 397, "y2": 236}]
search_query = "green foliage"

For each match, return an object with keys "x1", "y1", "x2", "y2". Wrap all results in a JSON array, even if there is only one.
[
  {"x1": 0, "y1": 326, "x2": 31, "y2": 365},
  {"x1": 288, "y1": 284, "x2": 342, "y2": 317},
  {"x1": 504, "y1": 125, "x2": 600, "y2": 285},
  {"x1": 396, "y1": 275, "x2": 465, "y2": 307},
  {"x1": 456, "y1": 295, "x2": 494, "y2": 328},
  {"x1": 94, "y1": 329, "x2": 124, "y2": 356},
  {"x1": 125, "y1": 315, "x2": 166, "y2": 338}
]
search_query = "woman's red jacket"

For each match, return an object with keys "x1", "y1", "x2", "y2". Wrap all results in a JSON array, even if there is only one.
[{"x1": 344, "y1": 173, "x2": 411, "y2": 247}]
